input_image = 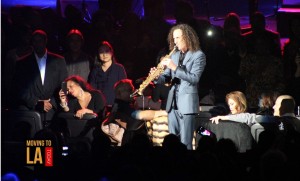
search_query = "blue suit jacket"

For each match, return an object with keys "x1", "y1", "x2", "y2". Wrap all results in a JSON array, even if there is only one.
[{"x1": 157, "y1": 50, "x2": 206, "y2": 114}]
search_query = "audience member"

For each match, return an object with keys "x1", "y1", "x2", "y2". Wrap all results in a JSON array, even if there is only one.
[
  {"x1": 64, "y1": 29, "x2": 93, "y2": 80},
  {"x1": 239, "y1": 34, "x2": 285, "y2": 108},
  {"x1": 215, "y1": 138, "x2": 244, "y2": 181},
  {"x1": 256, "y1": 91, "x2": 280, "y2": 115},
  {"x1": 162, "y1": 133, "x2": 187, "y2": 154},
  {"x1": 208, "y1": 13, "x2": 246, "y2": 103},
  {"x1": 223, "y1": 12, "x2": 246, "y2": 59},
  {"x1": 12, "y1": 29, "x2": 68, "y2": 126},
  {"x1": 243, "y1": 11, "x2": 281, "y2": 58},
  {"x1": 259, "y1": 149, "x2": 288, "y2": 181},
  {"x1": 211, "y1": 95, "x2": 300, "y2": 135},
  {"x1": 59, "y1": 75, "x2": 106, "y2": 119},
  {"x1": 196, "y1": 135, "x2": 217, "y2": 154},
  {"x1": 88, "y1": 41, "x2": 127, "y2": 107},
  {"x1": 283, "y1": 15, "x2": 300, "y2": 107},
  {"x1": 101, "y1": 79, "x2": 168, "y2": 146}
]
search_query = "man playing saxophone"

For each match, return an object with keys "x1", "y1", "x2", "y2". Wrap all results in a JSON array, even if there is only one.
[{"x1": 150, "y1": 24, "x2": 206, "y2": 150}]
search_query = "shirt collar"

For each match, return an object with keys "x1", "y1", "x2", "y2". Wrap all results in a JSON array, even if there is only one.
[{"x1": 34, "y1": 49, "x2": 47, "y2": 60}]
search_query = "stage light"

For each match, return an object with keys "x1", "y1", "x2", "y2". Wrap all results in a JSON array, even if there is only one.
[{"x1": 207, "y1": 29, "x2": 213, "y2": 37}]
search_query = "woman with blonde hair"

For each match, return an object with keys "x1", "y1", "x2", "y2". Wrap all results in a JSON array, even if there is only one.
[
  {"x1": 226, "y1": 91, "x2": 247, "y2": 114},
  {"x1": 210, "y1": 91, "x2": 248, "y2": 124}
]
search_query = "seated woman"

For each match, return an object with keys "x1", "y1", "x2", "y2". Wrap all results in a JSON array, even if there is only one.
[
  {"x1": 210, "y1": 91, "x2": 247, "y2": 124},
  {"x1": 210, "y1": 91, "x2": 282, "y2": 127},
  {"x1": 209, "y1": 94, "x2": 300, "y2": 149},
  {"x1": 59, "y1": 75, "x2": 106, "y2": 119},
  {"x1": 202, "y1": 91, "x2": 253, "y2": 152},
  {"x1": 101, "y1": 79, "x2": 167, "y2": 146}
]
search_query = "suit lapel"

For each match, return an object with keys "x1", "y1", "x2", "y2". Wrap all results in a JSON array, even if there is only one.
[
  {"x1": 173, "y1": 51, "x2": 180, "y2": 65},
  {"x1": 30, "y1": 53, "x2": 44, "y2": 90},
  {"x1": 171, "y1": 52, "x2": 180, "y2": 78},
  {"x1": 182, "y1": 51, "x2": 192, "y2": 65},
  {"x1": 44, "y1": 54, "x2": 51, "y2": 89}
]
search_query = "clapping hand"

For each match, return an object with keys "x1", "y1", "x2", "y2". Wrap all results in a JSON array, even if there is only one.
[{"x1": 210, "y1": 115, "x2": 228, "y2": 124}]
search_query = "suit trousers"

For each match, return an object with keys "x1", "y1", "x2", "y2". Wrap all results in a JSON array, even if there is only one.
[{"x1": 168, "y1": 109, "x2": 195, "y2": 150}]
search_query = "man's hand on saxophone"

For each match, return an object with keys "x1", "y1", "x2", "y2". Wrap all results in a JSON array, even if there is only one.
[
  {"x1": 161, "y1": 57, "x2": 177, "y2": 71},
  {"x1": 149, "y1": 67, "x2": 160, "y2": 80}
]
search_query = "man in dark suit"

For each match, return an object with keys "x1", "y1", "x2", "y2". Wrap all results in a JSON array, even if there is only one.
[{"x1": 12, "y1": 30, "x2": 68, "y2": 126}]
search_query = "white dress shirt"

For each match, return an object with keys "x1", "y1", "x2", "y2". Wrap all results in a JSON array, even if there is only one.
[{"x1": 35, "y1": 51, "x2": 47, "y2": 85}]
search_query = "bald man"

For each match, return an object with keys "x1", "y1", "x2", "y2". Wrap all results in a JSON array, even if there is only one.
[{"x1": 210, "y1": 95, "x2": 300, "y2": 133}]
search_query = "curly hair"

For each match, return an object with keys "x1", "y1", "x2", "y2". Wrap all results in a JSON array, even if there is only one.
[
  {"x1": 167, "y1": 24, "x2": 200, "y2": 52},
  {"x1": 226, "y1": 91, "x2": 247, "y2": 113}
]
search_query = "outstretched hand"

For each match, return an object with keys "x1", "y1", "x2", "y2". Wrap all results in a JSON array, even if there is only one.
[{"x1": 210, "y1": 116, "x2": 223, "y2": 124}]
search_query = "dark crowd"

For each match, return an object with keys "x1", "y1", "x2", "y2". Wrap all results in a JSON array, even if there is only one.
[{"x1": 1, "y1": 0, "x2": 300, "y2": 181}]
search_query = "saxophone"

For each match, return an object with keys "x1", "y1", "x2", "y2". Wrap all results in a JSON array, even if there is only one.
[{"x1": 130, "y1": 46, "x2": 177, "y2": 98}]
